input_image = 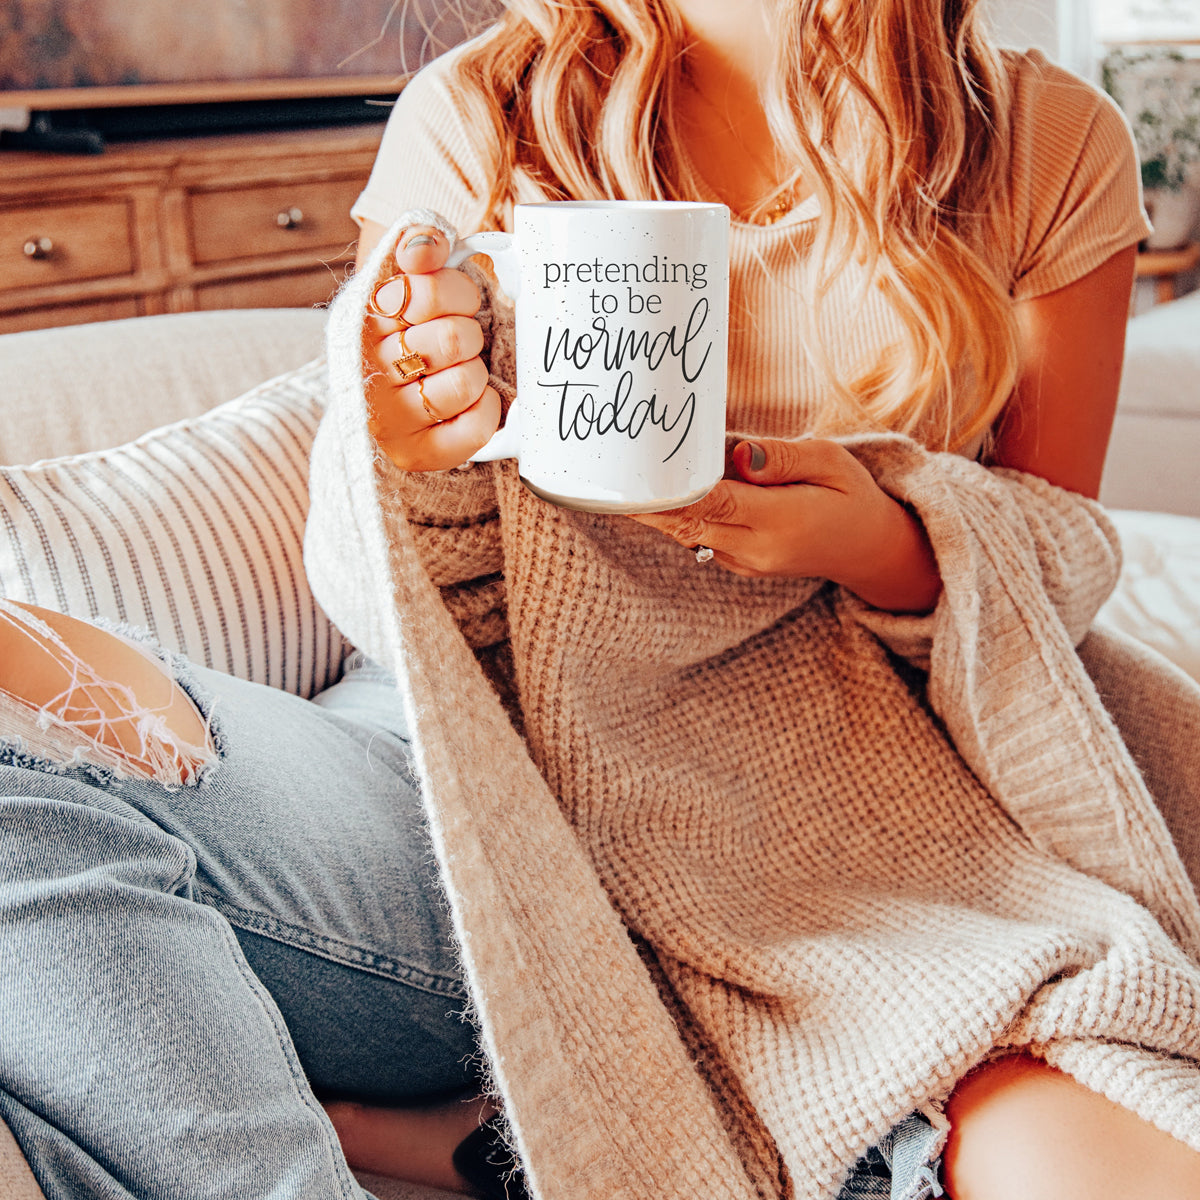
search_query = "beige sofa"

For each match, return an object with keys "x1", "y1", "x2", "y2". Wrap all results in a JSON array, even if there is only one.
[
  {"x1": 1102, "y1": 287, "x2": 1200, "y2": 520},
  {"x1": 1, "y1": 300, "x2": 1198, "y2": 1198}
]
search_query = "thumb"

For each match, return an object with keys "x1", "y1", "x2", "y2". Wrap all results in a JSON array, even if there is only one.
[
  {"x1": 732, "y1": 437, "x2": 851, "y2": 489},
  {"x1": 392, "y1": 223, "x2": 451, "y2": 275},
  {"x1": 366, "y1": 224, "x2": 452, "y2": 329}
]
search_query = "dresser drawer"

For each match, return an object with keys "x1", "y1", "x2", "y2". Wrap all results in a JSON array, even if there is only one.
[
  {"x1": 0, "y1": 199, "x2": 135, "y2": 289},
  {"x1": 192, "y1": 263, "x2": 349, "y2": 311},
  {"x1": 188, "y1": 177, "x2": 362, "y2": 265},
  {"x1": 0, "y1": 295, "x2": 141, "y2": 335}
]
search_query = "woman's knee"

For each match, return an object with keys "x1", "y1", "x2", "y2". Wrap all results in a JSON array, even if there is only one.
[
  {"x1": 943, "y1": 1054, "x2": 1200, "y2": 1200},
  {"x1": 0, "y1": 600, "x2": 214, "y2": 786}
]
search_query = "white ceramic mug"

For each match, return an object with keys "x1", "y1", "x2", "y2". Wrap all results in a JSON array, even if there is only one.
[{"x1": 447, "y1": 200, "x2": 730, "y2": 514}]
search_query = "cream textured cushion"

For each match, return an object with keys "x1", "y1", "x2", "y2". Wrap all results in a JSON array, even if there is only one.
[
  {"x1": 0, "y1": 308, "x2": 329, "y2": 465},
  {"x1": 0, "y1": 358, "x2": 345, "y2": 698}
]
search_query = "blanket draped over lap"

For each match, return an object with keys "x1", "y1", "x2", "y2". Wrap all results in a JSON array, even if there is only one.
[{"x1": 304, "y1": 222, "x2": 1200, "y2": 1200}]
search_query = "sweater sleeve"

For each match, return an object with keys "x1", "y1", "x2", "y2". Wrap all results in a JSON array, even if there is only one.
[
  {"x1": 373, "y1": 255, "x2": 516, "y2": 657},
  {"x1": 837, "y1": 435, "x2": 1200, "y2": 950},
  {"x1": 839, "y1": 442, "x2": 1122, "y2": 670},
  {"x1": 307, "y1": 215, "x2": 518, "y2": 672}
]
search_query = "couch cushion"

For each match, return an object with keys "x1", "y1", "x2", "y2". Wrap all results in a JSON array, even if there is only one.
[
  {"x1": 1118, "y1": 289, "x2": 1200, "y2": 419},
  {"x1": 0, "y1": 308, "x2": 328, "y2": 465},
  {"x1": 0, "y1": 358, "x2": 345, "y2": 698},
  {"x1": 1099, "y1": 290, "x2": 1200, "y2": 517}
]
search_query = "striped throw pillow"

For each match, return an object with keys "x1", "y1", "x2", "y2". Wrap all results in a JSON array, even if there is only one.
[{"x1": 0, "y1": 358, "x2": 346, "y2": 698}]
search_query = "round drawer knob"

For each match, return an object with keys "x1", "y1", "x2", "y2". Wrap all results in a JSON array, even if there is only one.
[
  {"x1": 23, "y1": 236, "x2": 54, "y2": 260},
  {"x1": 276, "y1": 207, "x2": 305, "y2": 230}
]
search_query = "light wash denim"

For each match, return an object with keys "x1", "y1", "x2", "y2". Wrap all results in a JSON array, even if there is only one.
[
  {"x1": 0, "y1": 649, "x2": 479, "y2": 1200},
  {"x1": 836, "y1": 1112, "x2": 946, "y2": 1200},
  {"x1": 0, "y1": 635, "x2": 946, "y2": 1200}
]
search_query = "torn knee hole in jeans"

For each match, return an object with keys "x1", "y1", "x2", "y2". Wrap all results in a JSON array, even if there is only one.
[{"x1": 0, "y1": 601, "x2": 216, "y2": 787}]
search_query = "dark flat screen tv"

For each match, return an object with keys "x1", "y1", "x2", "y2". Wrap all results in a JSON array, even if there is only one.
[{"x1": 0, "y1": 0, "x2": 499, "y2": 151}]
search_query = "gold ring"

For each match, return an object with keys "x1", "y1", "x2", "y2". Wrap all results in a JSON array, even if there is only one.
[
  {"x1": 391, "y1": 329, "x2": 430, "y2": 384},
  {"x1": 419, "y1": 379, "x2": 444, "y2": 425},
  {"x1": 367, "y1": 274, "x2": 413, "y2": 326}
]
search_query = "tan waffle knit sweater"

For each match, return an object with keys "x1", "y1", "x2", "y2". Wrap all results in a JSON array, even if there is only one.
[
  {"x1": 306, "y1": 251, "x2": 1200, "y2": 1200},
  {"x1": 305, "y1": 48, "x2": 1200, "y2": 1200}
]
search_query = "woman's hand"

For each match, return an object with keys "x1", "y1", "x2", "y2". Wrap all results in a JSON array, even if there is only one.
[
  {"x1": 630, "y1": 438, "x2": 943, "y2": 614},
  {"x1": 362, "y1": 225, "x2": 502, "y2": 472}
]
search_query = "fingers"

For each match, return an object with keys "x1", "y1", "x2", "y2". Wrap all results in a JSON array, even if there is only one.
[
  {"x1": 373, "y1": 385, "x2": 503, "y2": 473},
  {"x1": 366, "y1": 223, "x2": 479, "y2": 337},
  {"x1": 367, "y1": 268, "x2": 481, "y2": 335},
  {"x1": 417, "y1": 384, "x2": 503, "y2": 465},
  {"x1": 631, "y1": 441, "x2": 841, "y2": 553},
  {"x1": 631, "y1": 437, "x2": 890, "y2": 582},
  {"x1": 373, "y1": 313, "x2": 488, "y2": 432},
  {"x1": 629, "y1": 480, "x2": 750, "y2": 552},
  {"x1": 378, "y1": 316, "x2": 485, "y2": 385},
  {"x1": 402, "y1": 359, "x2": 492, "y2": 428},
  {"x1": 630, "y1": 480, "x2": 793, "y2": 579},
  {"x1": 731, "y1": 437, "x2": 856, "y2": 490},
  {"x1": 370, "y1": 358, "x2": 490, "y2": 439},
  {"x1": 630, "y1": 439, "x2": 851, "y2": 564},
  {"x1": 367, "y1": 355, "x2": 494, "y2": 468},
  {"x1": 363, "y1": 221, "x2": 497, "y2": 471}
]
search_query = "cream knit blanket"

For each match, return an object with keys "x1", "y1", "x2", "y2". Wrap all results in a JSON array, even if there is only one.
[{"x1": 305, "y1": 223, "x2": 1200, "y2": 1200}]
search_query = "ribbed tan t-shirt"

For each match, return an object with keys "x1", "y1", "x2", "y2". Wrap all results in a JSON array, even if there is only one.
[{"x1": 354, "y1": 45, "x2": 1151, "y2": 440}]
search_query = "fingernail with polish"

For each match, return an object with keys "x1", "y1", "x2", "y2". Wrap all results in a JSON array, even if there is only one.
[{"x1": 746, "y1": 442, "x2": 766, "y2": 472}]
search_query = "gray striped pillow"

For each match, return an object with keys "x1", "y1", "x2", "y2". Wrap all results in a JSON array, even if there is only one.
[{"x1": 0, "y1": 357, "x2": 346, "y2": 698}]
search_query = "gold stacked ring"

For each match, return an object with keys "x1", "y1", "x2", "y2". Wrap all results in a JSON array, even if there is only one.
[
  {"x1": 391, "y1": 328, "x2": 430, "y2": 385},
  {"x1": 369, "y1": 270, "x2": 442, "y2": 424},
  {"x1": 419, "y1": 380, "x2": 444, "y2": 425},
  {"x1": 368, "y1": 274, "x2": 414, "y2": 328}
]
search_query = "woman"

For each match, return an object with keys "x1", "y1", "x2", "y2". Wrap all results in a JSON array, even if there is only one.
[
  {"x1": 323, "y1": 0, "x2": 1200, "y2": 1194},
  {"x1": 2, "y1": 0, "x2": 1199, "y2": 1198}
]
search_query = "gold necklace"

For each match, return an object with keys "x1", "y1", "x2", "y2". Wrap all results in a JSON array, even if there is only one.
[
  {"x1": 753, "y1": 190, "x2": 800, "y2": 225},
  {"x1": 678, "y1": 72, "x2": 802, "y2": 225}
]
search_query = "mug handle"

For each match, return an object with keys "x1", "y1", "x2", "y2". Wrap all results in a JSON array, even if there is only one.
[{"x1": 446, "y1": 231, "x2": 523, "y2": 462}]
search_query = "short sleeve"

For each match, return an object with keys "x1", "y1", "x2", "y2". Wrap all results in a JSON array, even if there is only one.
[
  {"x1": 351, "y1": 41, "x2": 493, "y2": 235},
  {"x1": 1006, "y1": 51, "x2": 1152, "y2": 302}
]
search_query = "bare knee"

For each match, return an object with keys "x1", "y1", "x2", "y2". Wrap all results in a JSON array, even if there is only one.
[
  {"x1": 943, "y1": 1054, "x2": 1200, "y2": 1200},
  {"x1": 0, "y1": 600, "x2": 213, "y2": 784}
]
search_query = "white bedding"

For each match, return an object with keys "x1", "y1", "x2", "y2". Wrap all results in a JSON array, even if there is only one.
[{"x1": 1101, "y1": 509, "x2": 1200, "y2": 685}]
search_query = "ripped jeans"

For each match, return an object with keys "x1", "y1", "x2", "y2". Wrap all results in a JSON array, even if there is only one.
[
  {"x1": 0, "y1": 609, "x2": 951, "y2": 1200},
  {"x1": 0, "y1": 638, "x2": 479, "y2": 1200}
]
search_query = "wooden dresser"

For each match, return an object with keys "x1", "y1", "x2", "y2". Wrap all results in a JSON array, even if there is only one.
[{"x1": 0, "y1": 122, "x2": 384, "y2": 333}]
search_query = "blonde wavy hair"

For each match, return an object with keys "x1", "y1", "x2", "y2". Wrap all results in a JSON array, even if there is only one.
[{"x1": 449, "y1": 0, "x2": 1019, "y2": 451}]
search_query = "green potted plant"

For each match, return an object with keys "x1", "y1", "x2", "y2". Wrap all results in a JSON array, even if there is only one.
[{"x1": 1102, "y1": 47, "x2": 1200, "y2": 249}]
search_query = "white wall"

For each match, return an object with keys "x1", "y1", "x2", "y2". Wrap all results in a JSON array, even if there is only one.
[
  {"x1": 986, "y1": 0, "x2": 1065, "y2": 60},
  {"x1": 984, "y1": 0, "x2": 1100, "y2": 76}
]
